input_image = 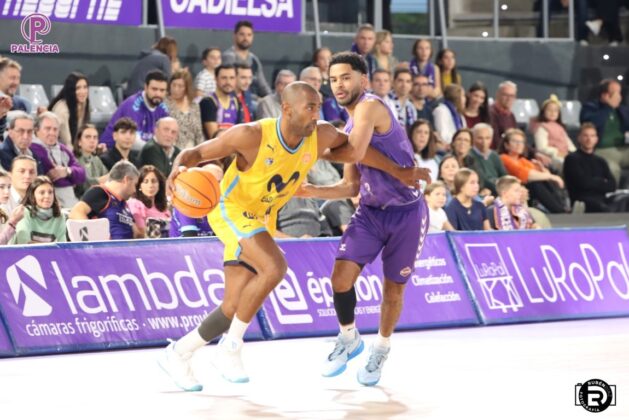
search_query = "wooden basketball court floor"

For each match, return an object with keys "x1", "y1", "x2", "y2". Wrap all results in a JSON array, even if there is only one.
[{"x1": 1, "y1": 317, "x2": 627, "y2": 419}]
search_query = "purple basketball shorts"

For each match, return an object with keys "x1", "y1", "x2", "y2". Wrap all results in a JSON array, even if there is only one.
[{"x1": 336, "y1": 198, "x2": 429, "y2": 283}]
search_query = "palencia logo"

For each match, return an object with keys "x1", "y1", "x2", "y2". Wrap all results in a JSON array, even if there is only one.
[
  {"x1": 4, "y1": 254, "x2": 226, "y2": 317},
  {"x1": 6, "y1": 255, "x2": 53, "y2": 317}
]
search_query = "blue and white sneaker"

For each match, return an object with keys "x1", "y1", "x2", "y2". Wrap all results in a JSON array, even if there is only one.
[
  {"x1": 357, "y1": 345, "x2": 390, "y2": 386},
  {"x1": 211, "y1": 335, "x2": 250, "y2": 383},
  {"x1": 158, "y1": 340, "x2": 203, "y2": 392},
  {"x1": 321, "y1": 330, "x2": 364, "y2": 377}
]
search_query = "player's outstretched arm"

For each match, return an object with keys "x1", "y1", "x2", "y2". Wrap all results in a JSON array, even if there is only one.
[
  {"x1": 166, "y1": 123, "x2": 261, "y2": 195},
  {"x1": 317, "y1": 121, "x2": 431, "y2": 188},
  {"x1": 297, "y1": 164, "x2": 360, "y2": 200}
]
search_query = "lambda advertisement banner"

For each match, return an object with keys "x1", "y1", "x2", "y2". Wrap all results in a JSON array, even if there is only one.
[
  {"x1": 0, "y1": 0, "x2": 143, "y2": 26},
  {"x1": 0, "y1": 238, "x2": 263, "y2": 355},
  {"x1": 161, "y1": 0, "x2": 302, "y2": 32},
  {"x1": 449, "y1": 228, "x2": 629, "y2": 324},
  {"x1": 260, "y1": 234, "x2": 480, "y2": 339},
  {"x1": 0, "y1": 321, "x2": 13, "y2": 356}
]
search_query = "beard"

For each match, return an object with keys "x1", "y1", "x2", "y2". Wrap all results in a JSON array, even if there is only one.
[
  {"x1": 336, "y1": 86, "x2": 362, "y2": 107},
  {"x1": 236, "y1": 40, "x2": 251, "y2": 50},
  {"x1": 147, "y1": 95, "x2": 163, "y2": 107}
]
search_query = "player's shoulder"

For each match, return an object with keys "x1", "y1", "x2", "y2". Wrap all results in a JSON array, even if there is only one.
[{"x1": 355, "y1": 96, "x2": 386, "y2": 114}]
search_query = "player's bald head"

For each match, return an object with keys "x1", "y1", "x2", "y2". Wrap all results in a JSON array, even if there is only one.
[{"x1": 281, "y1": 81, "x2": 320, "y2": 106}]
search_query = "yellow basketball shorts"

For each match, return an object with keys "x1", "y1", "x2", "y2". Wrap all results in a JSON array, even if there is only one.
[{"x1": 207, "y1": 199, "x2": 274, "y2": 264}]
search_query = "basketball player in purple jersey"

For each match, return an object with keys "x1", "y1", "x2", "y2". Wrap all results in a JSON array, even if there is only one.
[{"x1": 300, "y1": 52, "x2": 431, "y2": 386}]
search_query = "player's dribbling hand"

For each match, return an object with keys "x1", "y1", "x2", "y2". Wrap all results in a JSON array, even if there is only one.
[
  {"x1": 395, "y1": 167, "x2": 432, "y2": 188},
  {"x1": 166, "y1": 165, "x2": 188, "y2": 198},
  {"x1": 294, "y1": 182, "x2": 316, "y2": 198}
]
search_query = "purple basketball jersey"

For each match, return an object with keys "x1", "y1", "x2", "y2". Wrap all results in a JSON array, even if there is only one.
[{"x1": 344, "y1": 92, "x2": 420, "y2": 208}]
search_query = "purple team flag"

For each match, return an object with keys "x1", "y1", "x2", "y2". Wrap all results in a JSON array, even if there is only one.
[
  {"x1": 0, "y1": 0, "x2": 142, "y2": 26},
  {"x1": 0, "y1": 321, "x2": 13, "y2": 356},
  {"x1": 0, "y1": 238, "x2": 263, "y2": 355},
  {"x1": 260, "y1": 234, "x2": 480, "y2": 338},
  {"x1": 161, "y1": 0, "x2": 302, "y2": 32},
  {"x1": 449, "y1": 228, "x2": 629, "y2": 324}
]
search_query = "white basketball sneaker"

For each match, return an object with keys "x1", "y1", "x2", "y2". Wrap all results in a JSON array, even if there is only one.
[
  {"x1": 321, "y1": 329, "x2": 364, "y2": 377},
  {"x1": 357, "y1": 344, "x2": 390, "y2": 386},
  {"x1": 212, "y1": 335, "x2": 250, "y2": 383},
  {"x1": 158, "y1": 341, "x2": 203, "y2": 392}
]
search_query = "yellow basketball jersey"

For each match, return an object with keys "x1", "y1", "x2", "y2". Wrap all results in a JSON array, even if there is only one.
[{"x1": 219, "y1": 118, "x2": 318, "y2": 222}]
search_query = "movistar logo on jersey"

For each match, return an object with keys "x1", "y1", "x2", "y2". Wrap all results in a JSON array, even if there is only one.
[{"x1": 267, "y1": 172, "x2": 300, "y2": 193}]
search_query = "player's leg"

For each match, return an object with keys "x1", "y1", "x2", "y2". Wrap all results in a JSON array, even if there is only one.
[
  {"x1": 159, "y1": 265, "x2": 254, "y2": 390},
  {"x1": 357, "y1": 200, "x2": 428, "y2": 386},
  {"x1": 322, "y1": 206, "x2": 384, "y2": 377},
  {"x1": 213, "y1": 231, "x2": 288, "y2": 383}
]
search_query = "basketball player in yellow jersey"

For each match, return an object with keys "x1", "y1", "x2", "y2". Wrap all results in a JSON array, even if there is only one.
[{"x1": 158, "y1": 82, "x2": 429, "y2": 391}]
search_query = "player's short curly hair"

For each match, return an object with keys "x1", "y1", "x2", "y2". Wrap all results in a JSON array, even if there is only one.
[{"x1": 329, "y1": 52, "x2": 368, "y2": 75}]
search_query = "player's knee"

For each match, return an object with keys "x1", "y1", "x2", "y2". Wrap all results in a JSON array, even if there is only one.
[
  {"x1": 261, "y1": 256, "x2": 287, "y2": 283},
  {"x1": 220, "y1": 301, "x2": 238, "y2": 319}
]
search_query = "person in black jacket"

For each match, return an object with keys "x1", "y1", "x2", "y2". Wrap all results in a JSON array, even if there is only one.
[{"x1": 564, "y1": 123, "x2": 629, "y2": 212}]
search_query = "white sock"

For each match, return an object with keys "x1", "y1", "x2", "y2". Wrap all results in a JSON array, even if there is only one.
[
  {"x1": 374, "y1": 331, "x2": 391, "y2": 349},
  {"x1": 175, "y1": 328, "x2": 207, "y2": 356},
  {"x1": 226, "y1": 316, "x2": 250, "y2": 342},
  {"x1": 340, "y1": 322, "x2": 356, "y2": 340}
]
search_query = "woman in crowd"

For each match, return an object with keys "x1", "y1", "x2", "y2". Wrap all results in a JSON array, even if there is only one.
[
  {"x1": 425, "y1": 181, "x2": 454, "y2": 232},
  {"x1": 433, "y1": 84, "x2": 467, "y2": 146},
  {"x1": 0, "y1": 169, "x2": 24, "y2": 244},
  {"x1": 499, "y1": 128, "x2": 569, "y2": 213},
  {"x1": 126, "y1": 36, "x2": 178, "y2": 96},
  {"x1": 436, "y1": 48, "x2": 462, "y2": 89},
  {"x1": 373, "y1": 30, "x2": 398, "y2": 75},
  {"x1": 312, "y1": 47, "x2": 332, "y2": 98},
  {"x1": 531, "y1": 94, "x2": 576, "y2": 171},
  {"x1": 438, "y1": 154, "x2": 460, "y2": 206},
  {"x1": 127, "y1": 165, "x2": 170, "y2": 238},
  {"x1": 11, "y1": 176, "x2": 66, "y2": 244},
  {"x1": 445, "y1": 168, "x2": 491, "y2": 231},
  {"x1": 409, "y1": 119, "x2": 439, "y2": 181},
  {"x1": 165, "y1": 70, "x2": 204, "y2": 149},
  {"x1": 409, "y1": 38, "x2": 441, "y2": 97},
  {"x1": 73, "y1": 124, "x2": 108, "y2": 199},
  {"x1": 463, "y1": 82, "x2": 491, "y2": 128},
  {"x1": 451, "y1": 128, "x2": 474, "y2": 169},
  {"x1": 49, "y1": 72, "x2": 90, "y2": 147}
]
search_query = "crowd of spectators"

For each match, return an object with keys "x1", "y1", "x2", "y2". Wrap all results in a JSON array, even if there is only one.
[{"x1": 0, "y1": 19, "x2": 628, "y2": 245}]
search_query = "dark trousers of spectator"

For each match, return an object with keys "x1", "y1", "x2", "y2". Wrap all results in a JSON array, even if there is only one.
[
  {"x1": 581, "y1": 194, "x2": 629, "y2": 212},
  {"x1": 528, "y1": 180, "x2": 568, "y2": 213},
  {"x1": 536, "y1": 0, "x2": 589, "y2": 41},
  {"x1": 595, "y1": 0, "x2": 623, "y2": 42}
]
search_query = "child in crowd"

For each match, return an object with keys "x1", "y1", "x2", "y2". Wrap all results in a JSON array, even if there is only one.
[
  {"x1": 445, "y1": 168, "x2": 490, "y2": 231},
  {"x1": 127, "y1": 165, "x2": 171, "y2": 238},
  {"x1": 489, "y1": 175, "x2": 540, "y2": 230},
  {"x1": 11, "y1": 176, "x2": 66, "y2": 244},
  {"x1": 195, "y1": 47, "x2": 222, "y2": 98},
  {"x1": 73, "y1": 124, "x2": 108, "y2": 198},
  {"x1": 0, "y1": 169, "x2": 24, "y2": 244},
  {"x1": 425, "y1": 181, "x2": 454, "y2": 232},
  {"x1": 531, "y1": 94, "x2": 577, "y2": 171}
]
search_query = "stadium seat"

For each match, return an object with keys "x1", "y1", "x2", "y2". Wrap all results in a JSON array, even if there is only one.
[
  {"x1": 17, "y1": 84, "x2": 49, "y2": 114},
  {"x1": 50, "y1": 84, "x2": 63, "y2": 98},
  {"x1": 512, "y1": 98, "x2": 539, "y2": 126},
  {"x1": 89, "y1": 86, "x2": 117, "y2": 124},
  {"x1": 560, "y1": 100, "x2": 582, "y2": 130},
  {"x1": 66, "y1": 218, "x2": 110, "y2": 242}
]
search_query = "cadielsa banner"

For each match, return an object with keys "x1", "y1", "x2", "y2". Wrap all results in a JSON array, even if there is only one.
[{"x1": 161, "y1": 0, "x2": 302, "y2": 32}]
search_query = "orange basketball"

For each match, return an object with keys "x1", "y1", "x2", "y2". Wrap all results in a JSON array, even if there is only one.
[{"x1": 172, "y1": 169, "x2": 221, "y2": 218}]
